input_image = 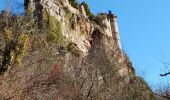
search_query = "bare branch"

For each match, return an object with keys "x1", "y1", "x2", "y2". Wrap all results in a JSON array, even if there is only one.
[{"x1": 160, "y1": 72, "x2": 170, "y2": 77}]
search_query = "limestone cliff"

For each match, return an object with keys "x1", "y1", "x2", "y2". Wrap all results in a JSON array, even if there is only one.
[{"x1": 0, "y1": 0, "x2": 155, "y2": 99}]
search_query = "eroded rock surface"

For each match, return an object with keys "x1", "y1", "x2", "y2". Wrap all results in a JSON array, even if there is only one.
[{"x1": 0, "y1": 0, "x2": 156, "y2": 100}]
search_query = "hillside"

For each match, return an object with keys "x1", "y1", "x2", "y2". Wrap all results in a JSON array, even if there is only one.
[{"x1": 0, "y1": 0, "x2": 156, "y2": 99}]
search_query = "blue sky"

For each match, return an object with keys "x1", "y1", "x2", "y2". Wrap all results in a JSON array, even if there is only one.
[
  {"x1": 0, "y1": 0, "x2": 24, "y2": 14},
  {"x1": 0, "y1": 0, "x2": 170, "y2": 87},
  {"x1": 78, "y1": 0, "x2": 170, "y2": 87}
]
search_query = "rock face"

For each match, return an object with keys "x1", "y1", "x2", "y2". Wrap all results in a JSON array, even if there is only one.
[{"x1": 0, "y1": 0, "x2": 156, "y2": 100}]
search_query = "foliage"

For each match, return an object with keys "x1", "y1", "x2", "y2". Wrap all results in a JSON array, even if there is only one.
[
  {"x1": 45, "y1": 14, "x2": 64, "y2": 45},
  {"x1": 80, "y1": 1, "x2": 94, "y2": 20},
  {"x1": 94, "y1": 13, "x2": 107, "y2": 27},
  {"x1": 1, "y1": 33, "x2": 30, "y2": 75},
  {"x1": 68, "y1": 0, "x2": 79, "y2": 9},
  {"x1": 67, "y1": 41, "x2": 82, "y2": 56},
  {"x1": 0, "y1": 2, "x2": 156, "y2": 100},
  {"x1": 64, "y1": 6, "x2": 74, "y2": 22},
  {"x1": 3, "y1": 27, "x2": 13, "y2": 40},
  {"x1": 14, "y1": 34, "x2": 30, "y2": 66},
  {"x1": 0, "y1": 11, "x2": 35, "y2": 75},
  {"x1": 64, "y1": 7, "x2": 76, "y2": 29},
  {"x1": 64, "y1": 6, "x2": 72, "y2": 19}
]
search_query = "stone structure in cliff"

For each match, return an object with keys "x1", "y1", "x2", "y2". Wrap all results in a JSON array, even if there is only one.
[{"x1": 107, "y1": 11, "x2": 123, "y2": 57}]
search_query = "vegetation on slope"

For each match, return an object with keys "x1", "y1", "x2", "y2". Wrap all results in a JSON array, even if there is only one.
[
  {"x1": 68, "y1": 0, "x2": 94, "y2": 20},
  {"x1": 0, "y1": 1, "x2": 156, "y2": 99},
  {"x1": 80, "y1": 1, "x2": 94, "y2": 20},
  {"x1": 68, "y1": 0, "x2": 79, "y2": 9}
]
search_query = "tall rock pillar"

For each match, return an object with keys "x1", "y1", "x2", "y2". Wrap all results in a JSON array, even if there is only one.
[{"x1": 107, "y1": 11, "x2": 122, "y2": 56}]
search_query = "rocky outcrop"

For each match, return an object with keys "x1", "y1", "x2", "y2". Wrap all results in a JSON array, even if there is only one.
[{"x1": 0, "y1": 0, "x2": 156, "y2": 99}]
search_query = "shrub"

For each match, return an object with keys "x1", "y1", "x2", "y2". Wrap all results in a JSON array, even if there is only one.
[
  {"x1": 94, "y1": 13, "x2": 107, "y2": 27},
  {"x1": 0, "y1": 12, "x2": 34, "y2": 74},
  {"x1": 68, "y1": 0, "x2": 79, "y2": 9},
  {"x1": 46, "y1": 15, "x2": 64, "y2": 45},
  {"x1": 64, "y1": 6, "x2": 72, "y2": 18},
  {"x1": 67, "y1": 41, "x2": 82, "y2": 57},
  {"x1": 1, "y1": 33, "x2": 30, "y2": 75},
  {"x1": 3, "y1": 27, "x2": 12, "y2": 40},
  {"x1": 14, "y1": 34, "x2": 30, "y2": 66},
  {"x1": 80, "y1": 1, "x2": 94, "y2": 20},
  {"x1": 64, "y1": 7, "x2": 76, "y2": 29}
]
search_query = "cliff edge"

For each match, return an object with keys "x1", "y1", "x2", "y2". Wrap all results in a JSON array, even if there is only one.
[{"x1": 0, "y1": 0, "x2": 156, "y2": 99}]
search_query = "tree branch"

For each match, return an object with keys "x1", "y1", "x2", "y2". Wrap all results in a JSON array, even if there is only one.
[
  {"x1": 160, "y1": 72, "x2": 170, "y2": 76},
  {"x1": 155, "y1": 93, "x2": 170, "y2": 99}
]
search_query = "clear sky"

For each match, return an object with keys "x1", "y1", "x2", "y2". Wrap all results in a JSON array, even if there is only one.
[
  {"x1": 0, "y1": 0, "x2": 170, "y2": 88},
  {"x1": 78, "y1": 0, "x2": 170, "y2": 87},
  {"x1": 0, "y1": 0, "x2": 24, "y2": 14}
]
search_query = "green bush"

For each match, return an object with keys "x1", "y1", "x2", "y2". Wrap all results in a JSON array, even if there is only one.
[
  {"x1": 80, "y1": 1, "x2": 94, "y2": 20},
  {"x1": 64, "y1": 7, "x2": 76, "y2": 30},
  {"x1": 1, "y1": 33, "x2": 30, "y2": 75},
  {"x1": 44, "y1": 12, "x2": 64, "y2": 45},
  {"x1": 47, "y1": 19, "x2": 64, "y2": 44},
  {"x1": 69, "y1": 0, "x2": 79, "y2": 9},
  {"x1": 67, "y1": 41, "x2": 81, "y2": 56},
  {"x1": 0, "y1": 13, "x2": 33, "y2": 74},
  {"x1": 64, "y1": 7, "x2": 73, "y2": 22}
]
